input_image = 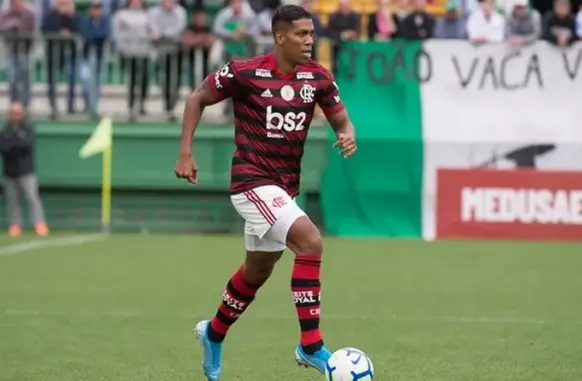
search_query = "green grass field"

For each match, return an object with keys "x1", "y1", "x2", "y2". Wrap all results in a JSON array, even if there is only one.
[{"x1": 0, "y1": 234, "x2": 581, "y2": 381}]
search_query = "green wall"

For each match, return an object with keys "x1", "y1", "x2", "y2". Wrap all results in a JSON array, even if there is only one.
[{"x1": 0, "y1": 122, "x2": 330, "y2": 232}]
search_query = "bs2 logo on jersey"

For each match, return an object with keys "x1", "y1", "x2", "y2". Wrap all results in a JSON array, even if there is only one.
[{"x1": 266, "y1": 106, "x2": 306, "y2": 139}]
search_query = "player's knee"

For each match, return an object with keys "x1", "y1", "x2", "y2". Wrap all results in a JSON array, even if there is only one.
[{"x1": 294, "y1": 229, "x2": 323, "y2": 255}]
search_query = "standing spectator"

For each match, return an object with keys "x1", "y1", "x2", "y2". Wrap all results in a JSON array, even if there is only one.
[
  {"x1": 0, "y1": 102, "x2": 49, "y2": 237},
  {"x1": 79, "y1": 0, "x2": 110, "y2": 119},
  {"x1": 300, "y1": 0, "x2": 323, "y2": 61},
  {"x1": 576, "y1": 3, "x2": 582, "y2": 39},
  {"x1": 113, "y1": 0, "x2": 151, "y2": 121},
  {"x1": 0, "y1": 0, "x2": 35, "y2": 108},
  {"x1": 148, "y1": 0, "x2": 187, "y2": 122},
  {"x1": 542, "y1": 0, "x2": 576, "y2": 46},
  {"x1": 368, "y1": 0, "x2": 399, "y2": 40},
  {"x1": 400, "y1": 0, "x2": 435, "y2": 39},
  {"x1": 213, "y1": 0, "x2": 256, "y2": 60},
  {"x1": 467, "y1": 0, "x2": 505, "y2": 43},
  {"x1": 251, "y1": 0, "x2": 280, "y2": 36},
  {"x1": 326, "y1": 0, "x2": 360, "y2": 76},
  {"x1": 42, "y1": 0, "x2": 78, "y2": 119},
  {"x1": 505, "y1": 0, "x2": 541, "y2": 47},
  {"x1": 181, "y1": 9, "x2": 215, "y2": 90},
  {"x1": 435, "y1": 3, "x2": 467, "y2": 38},
  {"x1": 392, "y1": 0, "x2": 410, "y2": 30}
]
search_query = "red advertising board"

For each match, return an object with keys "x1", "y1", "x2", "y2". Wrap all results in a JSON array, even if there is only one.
[{"x1": 436, "y1": 169, "x2": 582, "y2": 241}]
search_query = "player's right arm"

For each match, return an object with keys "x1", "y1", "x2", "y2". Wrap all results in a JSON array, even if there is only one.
[{"x1": 176, "y1": 62, "x2": 239, "y2": 184}]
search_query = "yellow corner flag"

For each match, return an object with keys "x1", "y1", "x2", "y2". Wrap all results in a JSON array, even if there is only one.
[{"x1": 79, "y1": 117, "x2": 113, "y2": 232}]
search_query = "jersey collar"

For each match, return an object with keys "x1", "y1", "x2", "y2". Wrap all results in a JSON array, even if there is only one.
[{"x1": 267, "y1": 52, "x2": 296, "y2": 80}]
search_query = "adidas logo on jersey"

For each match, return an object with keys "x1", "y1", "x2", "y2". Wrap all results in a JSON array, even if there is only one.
[{"x1": 261, "y1": 89, "x2": 273, "y2": 98}]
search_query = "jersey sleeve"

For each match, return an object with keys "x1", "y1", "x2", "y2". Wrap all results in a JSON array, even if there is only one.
[
  {"x1": 206, "y1": 61, "x2": 241, "y2": 101},
  {"x1": 316, "y1": 70, "x2": 345, "y2": 116}
]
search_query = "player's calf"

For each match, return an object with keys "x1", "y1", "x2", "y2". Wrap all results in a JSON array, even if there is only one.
[
  {"x1": 206, "y1": 265, "x2": 267, "y2": 343},
  {"x1": 243, "y1": 250, "x2": 283, "y2": 284},
  {"x1": 286, "y1": 216, "x2": 325, "y2": 355}
]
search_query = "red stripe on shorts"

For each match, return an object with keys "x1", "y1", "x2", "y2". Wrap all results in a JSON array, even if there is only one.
[{"x1": 244, "y1": 190, "x2": 276, "y2": 225}]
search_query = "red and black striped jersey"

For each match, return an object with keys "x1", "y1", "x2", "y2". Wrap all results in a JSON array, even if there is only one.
[{"x1": 206, "y1": 52, "x2": 345, "y2": 198}]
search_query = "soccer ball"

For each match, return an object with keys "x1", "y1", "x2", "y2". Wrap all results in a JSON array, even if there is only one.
[{"x1": 325, "y1": 347, "x2": 375, "y2": 381}]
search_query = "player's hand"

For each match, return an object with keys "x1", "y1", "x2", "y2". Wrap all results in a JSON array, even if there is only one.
[
  {"x1": 333, "y1": 132, "x2": 357, "y2": 158},
  {"x1": 175, "y1": 154, "x2": 198, "y2": 184}
]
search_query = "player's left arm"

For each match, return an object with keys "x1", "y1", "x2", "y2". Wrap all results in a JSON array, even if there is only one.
[{"x1": 317, "y1": 77, "x2": 357, "y2": 158}]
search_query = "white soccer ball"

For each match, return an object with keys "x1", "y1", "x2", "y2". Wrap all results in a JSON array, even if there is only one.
[{"x1": 325, "y1": 347, "x2": 375, "y2": 381}]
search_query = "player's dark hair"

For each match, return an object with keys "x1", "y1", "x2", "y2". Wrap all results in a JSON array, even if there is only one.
[{"x1": 271, "y1": 4, "x2": 312, "y2": 34}]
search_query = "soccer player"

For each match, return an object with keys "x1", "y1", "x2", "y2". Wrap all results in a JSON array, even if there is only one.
[{"x1": 174, "y1": 5, "x2": 357, "y2": 381}]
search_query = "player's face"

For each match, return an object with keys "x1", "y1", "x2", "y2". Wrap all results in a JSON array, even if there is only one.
[{"x1": 283, "y1": 18, "x2": 315, "y2": 65}]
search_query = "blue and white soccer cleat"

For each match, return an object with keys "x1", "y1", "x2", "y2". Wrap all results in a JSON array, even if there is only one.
[
  {"x1": 195, "y1": 320, "x2": 223, "y2": 381},
  {"x1": 295, "y1": 344, "x2": 333, "y2": 374}
]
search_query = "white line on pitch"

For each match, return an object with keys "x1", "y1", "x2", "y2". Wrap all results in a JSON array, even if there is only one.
[
  {"x1": 4, "y1": 309, "x2": 582, "y2": 325},
  {"x1": 0, "y1": 234, "x2": 107, "y2": 257}
]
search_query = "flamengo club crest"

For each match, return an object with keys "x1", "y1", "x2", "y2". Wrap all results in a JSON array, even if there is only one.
[{"x1": 299, "y1": 84, "x2": 315, "y2": 103}]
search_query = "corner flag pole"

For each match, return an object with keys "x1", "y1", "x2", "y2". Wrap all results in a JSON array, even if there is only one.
[
  {"x1": 101, "y1": 142, "x2": 112, "y2": 233},
  {"x1": 79, "y1": 117, "x2": 113, "y2": 234}
]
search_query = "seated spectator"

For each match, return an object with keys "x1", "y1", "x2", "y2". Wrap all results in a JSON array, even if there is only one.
[
  {"x1": 148, "y1": 0, "x2": 187, "y2": 121},
  {"x1": 42, "y1": 0, "x2": 78, "y2": 119},
  {"x1": 367, "y1": 0, "x2": 399, "y2": 41},
  {"x1": 400, "y1": 0, "x2": 435, "y2": 39},
  {"x1": 327, "y1": 0, "x2": 360, "y2": 75},
  {"x1": 79, "y1": 0, "x2": 110, "y2": 119},
  {"x1": 0, "y1": 0, "x2": 35, "y2": 108},
  {"x1": 213, "y1": 0, "x2": 256, "y2": 60},
  {"x1": 113, "y1": 0, "x2": 151, "y2": 121},
  {"x1": 435, "y1": 3, "x2": 466, "y2": 38},
  {"x1": 542, "y1": 0, "x2": 576, "y2": 46},
  {"x1": 181, "y1": 9, "x2": 215, "y2": 90},
  {"x1": 467, "y1": 0, "x2": 505, "y2": 43},
  {"x1": 505, "y1": 0, "x2": 540, "y2": 47}
]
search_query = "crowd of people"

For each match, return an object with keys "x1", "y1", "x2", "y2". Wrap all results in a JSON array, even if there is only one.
[{"x1": 0, "y1": 0, "x2": 581, "y2": 120}]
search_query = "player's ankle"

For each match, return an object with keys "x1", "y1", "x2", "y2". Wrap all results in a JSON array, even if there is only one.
[
  {"x1": 301, "y1": 340, "x2": 324, "y2": 355},
  {"x1": 207, "y1": 323, "x2": 225, "y2": 344}
]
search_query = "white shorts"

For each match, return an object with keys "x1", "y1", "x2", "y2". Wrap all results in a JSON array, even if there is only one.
[{"x1": 230, "y1": 185, "x2": 306, "y2": 252}]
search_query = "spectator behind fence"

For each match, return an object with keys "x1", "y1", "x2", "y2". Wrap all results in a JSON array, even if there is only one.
[
  {"x1": 113, "y1": 0, "x2": 151, "y2": 121},
  {"x1": 367, "y1": 0, "x2": 399, "y2": 41},
  {"x1": 213, "y1": 0, "x2": 256, "y2": 60},
  {"x1": 400, "y1": 0, "x2": 435, "y2": 39},
  {"x1": 42, "y1": 0, "x2": 78, "y2": 119},
  {"x1": 79, "y1": 0, "x2": 110, "y2": 119},
  {"x1": 577, "y1": 4, "x2": 582, "y2": 39},
  {"x1": 181, "y1": 9, "x2": 214, "y2": 90},
  {"x1": 435, "y1": 3, "x2": 466, "y2": 38},
  {"x1": 0, "y1": 0, "x2": 35, "y2": 108},
  {"x1": 467, "y1": 0, "x2": 505, "y2": 43},
  {"x1": 505, "y1": 0, "x2": 540, "y2": 47},
  {"x1": 251, "y1": 0, "x2": 280, "y2": 36},
  {"x1": 0, "y1": 102, "x2": 49, "y2": 237},
  {"x1": 392, "y1": 0, "x2": 410, "y2": 31},
  {"x1": 327, "y1": 0, "x2": 360, "y2": 75},
  {"x1": 149, "y1": 0, "x2": 187, "y2": 121},
  {"x1": 250, "y1": 0, "x2": 280, "y2": 54},
  {"x1": 542, "y1": 0, "x2": 576, "y2": 47}
]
